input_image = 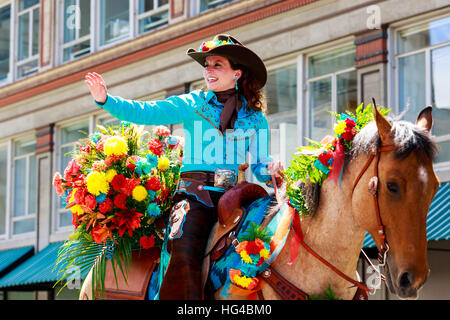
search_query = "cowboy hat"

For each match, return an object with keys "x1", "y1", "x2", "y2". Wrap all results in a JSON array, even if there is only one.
[{"x1": 187, "y1": 34, "x2": 267, "y2": 89}]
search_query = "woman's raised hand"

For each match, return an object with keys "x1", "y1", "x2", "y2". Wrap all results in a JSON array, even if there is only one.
[{"x1": 85, "y1": 72, "x2": 107, "y2": 104}]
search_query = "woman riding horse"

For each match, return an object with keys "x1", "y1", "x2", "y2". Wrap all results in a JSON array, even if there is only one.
[{"x1": 84, "y1": 34, "x2": 284, "y2": 299}]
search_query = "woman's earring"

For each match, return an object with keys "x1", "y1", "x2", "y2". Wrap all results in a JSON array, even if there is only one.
[{"x1": 235, "y1": 75, "x2": 238, "y2": 91}]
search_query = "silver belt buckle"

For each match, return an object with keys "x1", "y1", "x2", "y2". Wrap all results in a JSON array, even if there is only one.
[{"x1": 214, "y1": 168, "x2": 237, "y2": 190}]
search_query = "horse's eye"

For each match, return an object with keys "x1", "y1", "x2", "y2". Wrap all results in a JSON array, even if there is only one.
[{"x1": 387, "y1": 182, "x2": 400, "y2": 195}]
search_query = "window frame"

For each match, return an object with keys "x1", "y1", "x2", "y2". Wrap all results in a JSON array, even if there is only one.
[
  {"x1": 10, "y1": 134, "x2": 37, "y2": 238},
  {"x1": 393, "y1": 13, "x2": 450, "y2": 169},
  {"x1": 136, "y1": 0, "x2": 169, "y2": 36},
  {"x1": 15, "y1": 0, "x2": 40, "y2": 80},
  {"x1": 0, "y1": 2, "x2": 13, "y2": 86},
  {"x1": 58, "y1": 0, "x2": 92, "y2": 64},
  {"x1": 52, "y1": 115, "x2": 92, "y2": 233},
  {"x1": 0, "y1": 140, "x2": 12, "y2": 240},
  {"x1": 265, "y1": 59, "x2": 299, "y2": 168},
  {"x1": 304, "y1": 43, "x2": 357, "y2": 144}
]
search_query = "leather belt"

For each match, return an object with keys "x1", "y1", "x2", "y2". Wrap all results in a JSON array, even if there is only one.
[{"x1": 180, "y1": 171, "x2": 215, "y2": 185}]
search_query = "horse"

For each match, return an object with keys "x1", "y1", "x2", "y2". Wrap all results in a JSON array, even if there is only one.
[{"x1": 79, "y1": 105, "x2": 439, "y2": 300}]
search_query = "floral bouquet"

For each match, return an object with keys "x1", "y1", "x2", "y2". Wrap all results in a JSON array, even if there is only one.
[{"x1": 52, "y1": 122, "x2": 183, "y2": 295}]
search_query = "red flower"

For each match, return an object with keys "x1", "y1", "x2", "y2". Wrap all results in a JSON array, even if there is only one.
[
  {"x1": 99, "y1": 197, "x2": 113, "y2": 214},
  {"x1": 85, "y1": 194, "x2": 97, "y2": 210},
  {"x1": 53, "y1": 173, "x2": 64, "y2": 196},
  {"x1": 139, "y1": 235, "x2": 155, "y2": 249},
  {"x1": 145, "y1": 176, "x2": 161, "y2": 191},
  {"x1": 122, "y1": 178, "x2": 141, "y2": 196},
  {"x1": 246, "y1": 239, "x2": 265, "y2": 255},
  {"x1": 111, "y1": 174, "x2": 126, "y2": 191},
  {"x1": 92, "y1": 224, "x2": 111, "y2": 244},
  {"x1": 64, "y1": 159, "x2": 81, "y2": 180},
  {"x1": 126, "y1": 155, "x2": 140, "y2": 171},
  {"x1": 105, "y1": 154, "x2": 126, "y2": 167},
  {"x1": 72, "y1": 212, "x2": 80, "y2": 228},
  {"x1": 341, "y1": 127, "x2": 357, "y2": 141},
  {"x1": 318, "y1": 149, "x2": 333, "y2": 166},
  {"x1": 113, "y1": 193, "x2": 128, "y2": 210},
  {"x1": 74, "y1": 188, "x2": 87, "y2": 204},
  {"x1": 148, "y1": 138, "x2": 163, "y2": 156},
  {"x1": 153, "y1": 126, "x2": 170, "y2": 137},
  {"x1": 111, "y1": 209, "x2": 144, "y2": 237},
  {"x1": 345, "y1": 117, "x2": 356, "y2": 128}
]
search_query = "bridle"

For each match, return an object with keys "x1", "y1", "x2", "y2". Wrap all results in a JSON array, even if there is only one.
[
  {"x1": 265, "y1": 143, "x2": 396, "y2": 299},
  {"x1": 352, "y1": 144, "x2": 396, "y2": 267}
]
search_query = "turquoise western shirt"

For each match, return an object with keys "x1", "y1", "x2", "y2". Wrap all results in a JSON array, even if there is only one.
[{"x1": 95, "y1": 89, "x2": 273, "y2": 184}]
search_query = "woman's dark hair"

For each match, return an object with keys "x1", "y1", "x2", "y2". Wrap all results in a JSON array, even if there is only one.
[{"x1": 229, "y1": 60, "x2": 267, "y2": 113}]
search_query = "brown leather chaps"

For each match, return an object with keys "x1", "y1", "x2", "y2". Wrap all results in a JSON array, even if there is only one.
[{"x1": 158, "y1": 180, "x2": 222, "y2": 300}]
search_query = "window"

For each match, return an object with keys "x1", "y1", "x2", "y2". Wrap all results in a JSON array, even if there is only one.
[
  {"x1": 16, "y1": 0, "x2": 40, "y2": 79},
  {"x1": 307, "y1": 45, "x2": 357, "y2": 142},
  {"x1": 396, "y1": 15, "x2": 450, "y2": 164},
  {"x1": 265, "y1": 63, "x2": 298, "y2": 166},
  {"x1": 12, "y1": 136, "x2": 36, "y2": 235},
  {"x1": 61, "y1": 0, "x2": 91, "y2": 62},
  {"x1": 137, "y1": 0, "x2": 169, "y2": 35},
  {"x1": 199, "y1": 0, "x2": 234, "y2": 12},
  {"x1": 0, "y1": 4, "x2": 11, "y2": 82},
  {"x1": 99, "y1": 0, "x2": 130, "y2": 46},
  {"x1": 0, "y1": 144, "x2": 8, "y2": 236},
  {"x1": 56, "y1": 121, "x2": 89, "y2": 229}
]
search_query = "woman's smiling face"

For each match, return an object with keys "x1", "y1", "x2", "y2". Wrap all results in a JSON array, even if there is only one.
[{"x1": 202, "y1": 56, "x2": 241, "y2": 92}]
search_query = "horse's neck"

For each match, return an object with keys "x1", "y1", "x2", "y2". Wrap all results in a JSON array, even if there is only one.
[{"x1": 268, "y1": 158, "x2": 367, "y2": 299}]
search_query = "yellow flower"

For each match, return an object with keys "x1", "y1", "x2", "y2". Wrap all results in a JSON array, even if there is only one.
[
  {"x1": 132, "y1": 185, "x2": 147, "y2": 202},
  {"x1": 334, "y1": 120, "x2": 347, "y2": 135},
  {"x1": 105, "y1": 168, "x2": 117, "y2": 182},
  {"x1": 68, "y1": 188, "x2": 84, "y2": 215},
  {"x1": 260, "y1": 248, "x2": 270, "y2": 260},
  {"x1": 232, "y1": 274, "x2": 253, "y2": 289},
  {"x1": 157, "y1": 156, "x2": 170, "y2": 172},
  {"x1": 239, "y1": 250, "x2": 253, "y2": 264},
  {"x1": 86, "y1": 171, "x2": 109, "y2": 196},
  {"x1": 104, "y1": 136, "x2": 128, "y2": 156}
]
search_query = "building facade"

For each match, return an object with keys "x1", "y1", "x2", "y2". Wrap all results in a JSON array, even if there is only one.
[{"x1": 0, "y1": 0, "x2": 448, "y2": 300}]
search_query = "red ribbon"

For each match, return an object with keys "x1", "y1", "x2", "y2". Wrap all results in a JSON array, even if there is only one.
[
  {"x1": 328, "y1": 139, "x2": 345, "y2": 185},
  {"x1": 288, "y1": 209, "x2": 303, "y2": 265}
]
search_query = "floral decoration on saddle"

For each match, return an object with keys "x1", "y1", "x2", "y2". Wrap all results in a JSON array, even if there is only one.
[{"x1": 228, "y1": 223, "x2": 272, "y2": 292}]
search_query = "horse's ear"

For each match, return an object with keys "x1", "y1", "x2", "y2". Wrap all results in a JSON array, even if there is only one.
[
  {"x1": 416, "y1": 106, "x2": 433, "y2": 132},
  {"x1": 372, "y1": 101, "x2": 393, "y2": 146}
]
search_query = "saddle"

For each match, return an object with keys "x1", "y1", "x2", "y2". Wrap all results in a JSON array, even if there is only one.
[
  {"x1": 202, "y1": 164, "x2": 269, "y2": 294},
  {"x1": 94, "y1": 248, "x2": 161, "y2": 300}
]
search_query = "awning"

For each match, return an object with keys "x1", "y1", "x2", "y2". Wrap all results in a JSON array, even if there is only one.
[
  {"x1": 0, "y1": 246, "x2": 34, "y2": 278},
  {"x1": 363, "y1": 182, "x2": 450, "y2": 248},
  {"x1": 0, "y1": 242, "x2": 64, "y2": 289}
]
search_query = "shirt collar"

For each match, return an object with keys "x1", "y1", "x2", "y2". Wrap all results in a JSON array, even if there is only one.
[{"x1": 205, "y1": 90, "x2": 248, "y2": 108}]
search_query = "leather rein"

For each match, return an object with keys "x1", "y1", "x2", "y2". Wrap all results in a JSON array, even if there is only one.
[{"x1": 260, "y1": 144, "x2": 396, "y2": 300}]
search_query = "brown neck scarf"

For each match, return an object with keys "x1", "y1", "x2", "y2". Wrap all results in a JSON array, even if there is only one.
[{"x1": 215, "y1": 88, "x2": 242, "y2": 134}]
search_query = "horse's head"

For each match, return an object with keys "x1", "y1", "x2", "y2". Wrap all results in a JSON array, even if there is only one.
[{"x1": 352, "y1": 106, "x2": 440, "y2": 299}]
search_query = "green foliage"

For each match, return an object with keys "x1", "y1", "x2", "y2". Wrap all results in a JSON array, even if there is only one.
[
  {"x1": 284, "y1": 103, "x2": 391, "y2": 218},
  {"x1": 308, "y1": 285, "x2": 342, "y2": 300},
  {"x1": 238, "y1": 222, "x2": 273, "y2": 243}
]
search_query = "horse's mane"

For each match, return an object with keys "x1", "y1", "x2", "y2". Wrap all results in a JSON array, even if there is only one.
[
  {"x1": 266, "y1": 117, "x2": 439, "y2": 220},
  {"x1": 350, "y1": 118, "x2": 440, "y2": 161}
]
